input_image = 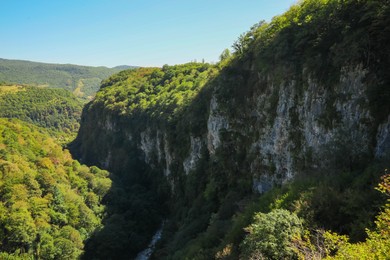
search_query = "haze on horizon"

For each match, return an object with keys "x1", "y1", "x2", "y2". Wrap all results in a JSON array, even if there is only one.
[{"x1": 0, "y1": 0, "x2": 296, "y2": 68}]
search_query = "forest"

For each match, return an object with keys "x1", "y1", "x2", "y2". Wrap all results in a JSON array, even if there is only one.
[
  {"x1": 0, "y1": 119, "x2": 111, "y2": 259},
  {"x1": 1, "y1": 0, "x2": 390, "y2": 259},
  {"x1": 0, "y1": 59, "x2": 134, "y2": 100},
  {"x1": 0, "y1": 84, "x2": 83, "y2": 142}
]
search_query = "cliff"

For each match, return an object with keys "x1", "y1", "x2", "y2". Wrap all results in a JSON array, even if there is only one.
[{"x1": 70, "y1": 0, "x2": 390, "y2": 258}]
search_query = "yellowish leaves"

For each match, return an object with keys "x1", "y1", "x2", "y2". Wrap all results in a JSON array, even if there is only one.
[
  {"x1": 0, "y1": 85, "x2": 25, "y2": 96},
  {"x1": 215, "y1": 243, "x2": 233, "y2": 259},
  {"x1": 38, "y1": 157, "x2": 54, "y2": 170},
  {"x1": 10, "y1": 184, "x2": 29, "y2": 202}
]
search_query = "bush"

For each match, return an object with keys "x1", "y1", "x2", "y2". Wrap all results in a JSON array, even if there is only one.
[{"x1": 240, "y1": 209, "x2": 303, "y2": 259}]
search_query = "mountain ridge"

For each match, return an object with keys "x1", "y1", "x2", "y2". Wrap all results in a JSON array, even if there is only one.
[{"x1": 0, "y1": 58, "x2": 137, "y2": 100}]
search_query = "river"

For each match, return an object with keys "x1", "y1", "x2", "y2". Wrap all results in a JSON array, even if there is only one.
[{"x1": 134, "y1": 224, "x2": 164, "y2": 260}]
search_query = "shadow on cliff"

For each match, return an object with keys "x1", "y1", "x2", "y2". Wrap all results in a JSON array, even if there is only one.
[
  {"x1": 67, "y1": 60, "x2": 259, "y2": 259},
  {"x1": 69, "y1": 126, "x2": 170, "y2": 259}
]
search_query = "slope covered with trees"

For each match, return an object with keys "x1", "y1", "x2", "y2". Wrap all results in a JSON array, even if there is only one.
[
  {"x1": 0, "y1": 118, "x2": 111, "y2": 259},
  {"x1": 0, "y1": 58, "x2": 135, "y2": 100},
  {"x1": 72, "y1": 0, "x2": 390, "y2": 259},
  {"x1": 0, "y1": 84, "x2": 83, "y2": 142}
]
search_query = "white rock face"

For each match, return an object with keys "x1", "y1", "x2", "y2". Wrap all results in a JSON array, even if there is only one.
[
  {"x1": 300, "y1": 77, "x2": 333, "y2": 154},
  {"x1": 102, "y1": 151, "x2": 111, "y2": 169},
  {"x1": 138, "y1": 129, "x2": 174, "y2": 177},
  {"x1": 101, "y1": 114, "x2": 117, "y2": 132},
  {"x1": 250, "y1": 66, "x2": 374, "y2": 192},
  {"x1": 250, "y1": 81, "x2": 296, "y2": 188},
  {"x1": 140, "y1": 130, "x2": 155, "y2": 163},
  {"x1": 183, "y1": 136, "x2": 203, "y2": 175},
  {"x1": 253, "y1": 175, "x2": 276, "y2": 194},
  {"x1": 156, "y1": 131, "x2": 162, "y2": 163},
  {"x1": 376, "y1": 115, "x2": 390, "y2": 158},
  {"x1": 91, "y1": 65, "x2": 388, "y2": 196},
  {"x1": 163, "y1": 134, "x2": 173, "y2": 177},
  {"x1": 207, "y1": 95, "x2": 229, "y2": 154}
]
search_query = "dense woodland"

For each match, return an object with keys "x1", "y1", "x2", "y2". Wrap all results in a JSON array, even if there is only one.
[
  {"x1": 1, "y1": 0, "x2": 390, "y2": 259},
  {"x1": 0, "y1": 84, "x2": 83, "y2": 142},
  {"x1": 0, "y1": 119, "x2": 111, "y2": 259},
  {"x1": 97, "y1": 63, "x2": 216, "y2": 121}
]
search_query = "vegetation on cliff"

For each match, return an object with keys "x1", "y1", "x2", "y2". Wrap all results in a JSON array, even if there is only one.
[
  {"x1": 71, "y1": 0, "x2": 390, "y2": 259},
  {"x1": 94, "y1": 63, "x2": 216, "y2": 121},
  {"x1": 73, "y1": 63, "x2": 218, "y2": 258},
  {"x1": 0, "y1": 0, "x2": 385, "y2": 259}
]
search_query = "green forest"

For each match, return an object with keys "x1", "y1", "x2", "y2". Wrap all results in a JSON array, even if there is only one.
[
  {"x1": 0, "y1": 59, "x2": 134, "y2": 100},
  {"x1": 1, "y1": 0, "x2": 390, "y2": 259},
  {"x1": 0, "y1": 119, "x2": 111, "y2": 259},
  {"x1": 0, "y1": 84, "x2": 83, "y2": 142}
]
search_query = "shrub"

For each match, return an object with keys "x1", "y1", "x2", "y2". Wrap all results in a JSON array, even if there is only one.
[{"x1": 240, "y1": 209, "x2": 303, "y2": 259}]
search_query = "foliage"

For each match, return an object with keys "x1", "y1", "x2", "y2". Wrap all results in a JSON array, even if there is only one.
[
  {"x1": 157, "y1": 160, "x2": 387, "y2": 259},
  {"x1": 0, "y1": 119, "x2": 111, "y2": 259},
  {"x1": 292, "y1": 172, "x2": 390, "y2": 259},
  {"x1": 219, "y1": 49, "x2": 232, "y2": 62},
  {"x1": 0, "y1": 58, "x2": 134, "y2": 100},
  {"x1": 71, "y1": 0, "x2": 390, "y2": 259},
  {"x1": 240, "y1": 209, "x2": 303, "y2": 260},
  {"x1": 230, "y1": 0, "x2": 390, "y2": 124},
  {"x1": 70, "y1": 63, "x2": 218, "y2": 259},
  {"x1": 94, "y1": 62, "x2": 217, "y2": 122},
  {"x1": 0, "y1": 85, "x2": 83, "y2": 141},
  {"x1": 232, "y1": 21, "x2": 265, "y2": 56}
]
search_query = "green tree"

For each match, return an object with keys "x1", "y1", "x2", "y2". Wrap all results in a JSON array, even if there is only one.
[
  {"x1": 6, "y1": 204, "x2": 37, "y2": 250},
  {"x1": 292, "y1": 173, "x2": 390, "y2": 259},
  {"x1": 219, "y1": 49, "x2": 232, "y2": 62},
  {"x1": 241, "y1": 209, "x2": 303, "y2": 259}
]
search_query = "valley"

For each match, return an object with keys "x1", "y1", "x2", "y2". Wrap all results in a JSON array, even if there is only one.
[
  {"x1": 1, "y1": 0, "x2": 390, "y2": 259},
  {"x1": 0, "y1": 59, "x2": 135, "y2": 101}
]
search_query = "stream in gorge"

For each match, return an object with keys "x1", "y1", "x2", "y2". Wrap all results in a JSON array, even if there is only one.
[{"x1": 134, "y1": 224, "x2": 164, "y2": 260}]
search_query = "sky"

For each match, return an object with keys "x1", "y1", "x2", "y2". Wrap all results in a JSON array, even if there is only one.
[{"x1": 0, "y1": 0, "x2": 297, "y2": 68}]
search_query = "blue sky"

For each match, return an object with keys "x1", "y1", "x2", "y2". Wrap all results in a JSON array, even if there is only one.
[{"x1": 0, "y1": 0, "x2": 297, "y2": 67}]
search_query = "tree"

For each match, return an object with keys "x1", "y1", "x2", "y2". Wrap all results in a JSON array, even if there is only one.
[
  {"x1": 219, "y1": 49, "x2": 232, "y2": 62},
  {"x1": 232, "y1": 21, "x2": 265, "y2": 55},
  {"x1": 326, "y1": 173, "x2": 390, "y2": 259},
  {"x1": 292, "y1": 173, "x2": 390, "y2": 259},
  {"x1": 6, "y1": 203, "x2": 37, "y2": 251},
  {"x1": 240, "y1": 209, "x2": 303, "y2": 259}
]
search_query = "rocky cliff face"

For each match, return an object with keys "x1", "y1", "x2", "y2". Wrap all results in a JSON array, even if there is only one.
[
  {"x1": 245, "y1": 65, "x2": 377, "y2": 193},
  {"x1": 70, "y1": 1, "x2": 390, "y2": 257},
  {"x1": 71, "y1": 60, "x2": 390, "y2": 259},
  {"x1": 74, "y1": 63, "x2": 387, "y2": 195}
]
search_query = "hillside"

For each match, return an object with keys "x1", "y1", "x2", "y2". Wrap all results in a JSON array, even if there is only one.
[
  {"x1": 0, "y1": 58, "x2": 136, "y2": 100},
  {"x1": 71, "y1": 0, "x2": 390, "y2": 259},
  {"x1": 0, "y1": 84, "x2": 83, "y2": 142},
  {"x1": 0, "y1": 118, "x2": 111, "y2": 259}
]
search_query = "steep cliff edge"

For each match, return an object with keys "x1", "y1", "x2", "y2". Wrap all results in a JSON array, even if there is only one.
[{"x1": 71, "y1": 0, "x2": 390, "y2": 258}]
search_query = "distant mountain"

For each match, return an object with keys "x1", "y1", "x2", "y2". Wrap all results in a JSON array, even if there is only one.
[
  {"x1": 0, "y1": 58, "x2": 137, "y2": 100},
  {"x1": 112, "y1": 65, "x2": 135, "y2": 70}
]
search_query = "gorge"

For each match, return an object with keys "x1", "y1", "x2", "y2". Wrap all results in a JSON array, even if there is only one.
[
  {"x1": 70, "y1": 0, "x2": 390, "y2": 258},
  {"x1": 0, "y1": 0, "x2": 389, "y2": 259}
]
